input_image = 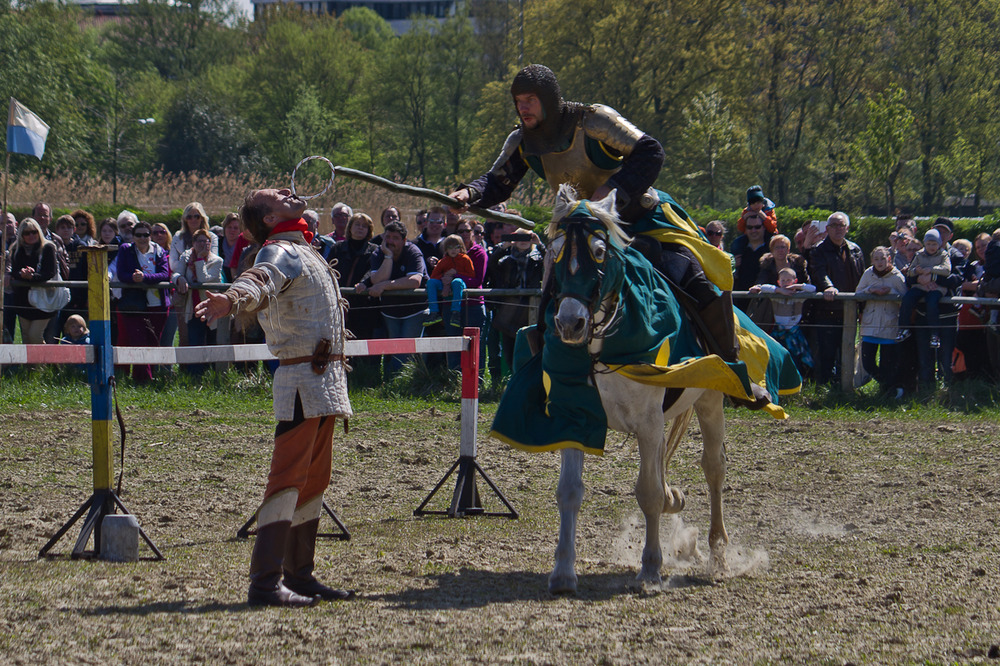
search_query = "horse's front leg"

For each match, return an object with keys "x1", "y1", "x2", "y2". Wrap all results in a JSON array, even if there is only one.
[
  {"x1": 634, "y1": 423, "x2": 666, "y2": 589},
  {"x1": 696, "y1": 391, "x2": 729, "y2": 575},
  {"x1": 550, "y1": 448, "x2": 584, "y2": 595}
]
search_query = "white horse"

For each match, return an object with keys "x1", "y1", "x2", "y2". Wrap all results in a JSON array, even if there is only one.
[{"x1": 545, "y1": 187, "x2": 729, "y2": 594}]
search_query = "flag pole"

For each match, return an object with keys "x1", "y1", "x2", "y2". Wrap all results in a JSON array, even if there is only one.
[{"x1": 1, "y1": 149, "x2": 9, "y2": 340}]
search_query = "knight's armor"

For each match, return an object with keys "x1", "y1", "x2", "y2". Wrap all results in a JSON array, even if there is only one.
[
  {"x1": 226, "y1": 232, "x2": 351, "y2": 421},
  {"x1": 467, "y1": 64, "x2": 769, "y2": 408}
]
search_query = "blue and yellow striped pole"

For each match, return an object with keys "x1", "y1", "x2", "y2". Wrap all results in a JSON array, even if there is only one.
[
  {"x1": 39, "y1": 247, "x2": 119, "y2": 559},
  {"x1": 85, "y1": 248, "x2": 114, "y2": 492}
]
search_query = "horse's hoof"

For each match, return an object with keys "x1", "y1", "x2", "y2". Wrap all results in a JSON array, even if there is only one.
[
  {"x1": 663, "y1": 487, "x2": 685, "y2": 514},
  {"x1": 629, "y1": 575, "x2": 663, "y2": 594},
  {"x1": 708, "y1": 548, "x2": 729, "y2": 578},
  {"x1": 548, "y1": 573, "x2": 578, "y2": 595}
]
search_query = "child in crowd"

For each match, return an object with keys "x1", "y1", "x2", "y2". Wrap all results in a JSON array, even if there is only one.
[
  {"x1": 749, "y1": 266, "x2": 816, "y2": 373},
  {"x1": 897, "y1": 229, "x2": 951, "y2": 348},
  {"x1": 952, "y1": 238, "x2": 972, "y2": 261},
  {"x1": 60, "y1": 314, "x2": 90, "y2": 345},
  {"x1": 424, "y1": 234, "x2": 475, "y2": 328},
  {"x1": 856, "y1": 246, "x2": 907, "y2": 395}
]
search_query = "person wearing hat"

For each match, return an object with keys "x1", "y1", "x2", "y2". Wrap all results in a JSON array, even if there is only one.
[
  {"x1": 737, "y1": 186, "x2": 778, "y2": 235},
  {"x1": 909, "y1": 217, "x2": 966, "y2": 384},
  {"x1": 448, "y1": 64, "x2": 768, "y2": 407},
  {"x1": 897, "y1": 228, "x2": 952, "y2": 348}
]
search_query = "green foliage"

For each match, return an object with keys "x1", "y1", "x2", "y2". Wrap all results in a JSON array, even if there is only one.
[
  {"x1": 158, "y1": 92, "x2": 267, "y2": 173},
  {"x1": 103, "y1": 0, "x2": 244, "y2": 81},
  {"x1": 340, "y1": 6, "x2": 394, "y2": 48},
  {"x1": 0, "y1": 3, "x2": 105, "y2": 169},
  {"x1": 8, "y1": 0, "x2": 1000, "y2": 218},
  {"x1": 849, "y1": 88, "x2": 914, "y2": 215}
]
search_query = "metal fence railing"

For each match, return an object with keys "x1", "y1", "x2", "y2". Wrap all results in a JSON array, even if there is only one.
[{"x1": 7, "y1": 279, "x2": 999, "y2": 391}]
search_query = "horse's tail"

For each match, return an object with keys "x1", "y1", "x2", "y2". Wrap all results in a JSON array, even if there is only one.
[{"x1": 662, "y1": 407, "x2": 694, "y2": 513}]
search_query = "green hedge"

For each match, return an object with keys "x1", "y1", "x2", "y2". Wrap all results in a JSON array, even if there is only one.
[{"x1": 9, "y1": 204, "x2": 196, "y2": 234}]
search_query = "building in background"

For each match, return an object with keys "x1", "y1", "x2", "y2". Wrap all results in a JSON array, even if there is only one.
[{"x1": 251, "y1": 0, "x2": 460, "y2": 32}]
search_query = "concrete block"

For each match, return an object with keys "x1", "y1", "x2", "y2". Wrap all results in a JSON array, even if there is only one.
[{"x1": 100, "y1": 514, "x2": 140, "y2": 562}]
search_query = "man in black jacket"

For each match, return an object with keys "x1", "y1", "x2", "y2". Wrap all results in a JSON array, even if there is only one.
[{"x1": 807, "y1": 212, "x2": 866, "y2": 384}]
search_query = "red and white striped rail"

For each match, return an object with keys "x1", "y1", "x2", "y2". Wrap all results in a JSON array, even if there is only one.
[
  {"x1": 0, "y1": 344, "x2": 95, "y2": 365},
  {"x1": 0, "y1": 337, "x2": 467, "y2": 366}
]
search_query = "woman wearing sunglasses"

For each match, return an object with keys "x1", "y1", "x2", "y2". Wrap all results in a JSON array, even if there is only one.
[
  {"x1": 169, "y1": 202, "x2": 218, "y2": 346},
  {"x1": 115, "y1": 221, "x2": 171, "y2": 383},
  {"x1": 9, "y1": 218, "x2": 59, "y2": 344}
]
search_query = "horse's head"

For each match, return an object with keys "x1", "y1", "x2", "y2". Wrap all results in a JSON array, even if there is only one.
[{"x1": 547, "y1": 185, "x2": 629, "y2": 346}]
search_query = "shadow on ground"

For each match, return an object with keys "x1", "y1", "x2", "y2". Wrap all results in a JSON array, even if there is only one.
[
  {"x1": 75, "y1": 601, "x2": 251, "y2": 616},
  {"x1": 371, "y1": 566, "x2": 718, "y2": 609}
]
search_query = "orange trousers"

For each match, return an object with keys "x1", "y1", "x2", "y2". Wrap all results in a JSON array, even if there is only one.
[{"x1": 264, "y1": 395, "x2": 336, "y2": 508}]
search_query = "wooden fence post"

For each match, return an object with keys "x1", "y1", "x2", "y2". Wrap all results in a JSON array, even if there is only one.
[{"x1": 840, "y1": 300, "x2": 858, "y2": 392}]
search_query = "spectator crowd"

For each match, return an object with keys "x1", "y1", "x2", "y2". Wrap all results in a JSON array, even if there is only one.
[
  {"x1": 728, "y1": 185, "x2": 1000, "y2": 397},
  {"x1": 4, "y1": 189, "x2": 1000, "y2": 397},
  {"x1": 2, "y1": 199, "x2": 546, "y2": 389}
]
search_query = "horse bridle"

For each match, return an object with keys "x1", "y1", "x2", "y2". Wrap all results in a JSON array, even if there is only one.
[{"x1": 552, "y1": 220, "x2": 623, "y2": 346}]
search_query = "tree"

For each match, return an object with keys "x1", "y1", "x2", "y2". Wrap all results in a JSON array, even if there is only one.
[
  {"x1": 887, "y1": 0, "x2": 1000, "y2": 211},
  {"x1": 158, "y1": 91, "x2": 266, "y2": 173},
  {"x1": 678, "y1": 90, "x2": 750, "y2": 208},
  {"x1": 104, "y1": 0, "x2": 244, "y2": 81},
  {"x1": 432, "y1": 8, "x2": 484, "y2": 179},
  {"x1": 524, "y1": 0, "x2": 740, "y2": 159},
  {"x1": 339, "y1": 6, "x2": 394, "y2": 50},
  {"x1": 238, "y1": 6, "x2": 363, "y2": 173},
  {"x1": 89, "y1": 70, "x2": 169, "y2": 203},
  {"x1": 849, "y1": 88, "x2": 914, "y2": 215},
  {"x1": 0, "y1": 2, "x2": 107, "y2": 171},
  {"x1": 377, "y1": 18, "x2": 437, "y2": 184}
]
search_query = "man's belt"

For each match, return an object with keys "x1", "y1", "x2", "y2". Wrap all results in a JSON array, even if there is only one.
[{"x1": 278, "y1": 338, "x2": 343, "y2": 374}]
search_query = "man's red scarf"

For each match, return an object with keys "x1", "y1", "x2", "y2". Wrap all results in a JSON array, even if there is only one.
[{"x1": 266, "y1": 218, "x2": 313, "y2": 244}]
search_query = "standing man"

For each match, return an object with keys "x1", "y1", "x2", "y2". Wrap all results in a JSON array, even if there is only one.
[
  {"x1": 196, "y1": 188, "x2": 353, "y2": 608},
  {"x1": 33, "y1": 202, "x2": 55, "y2": 241},
  {"x1": 116, "y1": 210, "x2": 138, "y2": 243},
  {"x1": 330, "y1": 202, "x2": 352, "y2": 242},
  {"x1": 807, "y1": 211, "x2": 866, "y2": 384},
  {"x1": 448, "y1": 64, "x2": 759, "y2": 402},
  {"x1": 414, "y1": 209, "x2": 429, "y2": 236},
  {"x1": 304, "y1": 209, "x2": 335, "y2": 261}
]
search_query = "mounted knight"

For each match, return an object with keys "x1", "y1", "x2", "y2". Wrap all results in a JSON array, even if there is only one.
[{"x1": 449, "y1": 63, "x2": 770, "y2": 409}]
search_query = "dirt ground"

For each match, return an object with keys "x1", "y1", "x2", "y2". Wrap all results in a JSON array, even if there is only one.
[{"x1": 1, "y1": 404, "x2": 998, "y2": 665}]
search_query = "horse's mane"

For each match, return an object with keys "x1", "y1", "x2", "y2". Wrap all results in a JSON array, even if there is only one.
[{"x1": 550, "y1": 184, "x2": 631, "y2": 250}]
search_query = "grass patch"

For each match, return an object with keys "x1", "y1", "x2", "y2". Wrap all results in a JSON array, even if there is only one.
[
  {"x1": 780, "y1": 377, "x2": 1000, "y2": 420},
  {"x1": 0, "y1": 357, "x2": 492, "y2": 416}
]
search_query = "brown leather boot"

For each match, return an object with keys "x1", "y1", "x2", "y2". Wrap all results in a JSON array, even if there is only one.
[
  {"x1": 248, "y1": 521, "x2": 319, "y2": 608},
  {"x1": 698, "y1": 291, "x2": 771, "y2": 409},
  {"x1": 283, "y1": 518, "x2": 355, "y2": 601},
  {"x1": 697, "y1": 291, "x2": 741, "y2": 363}
]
